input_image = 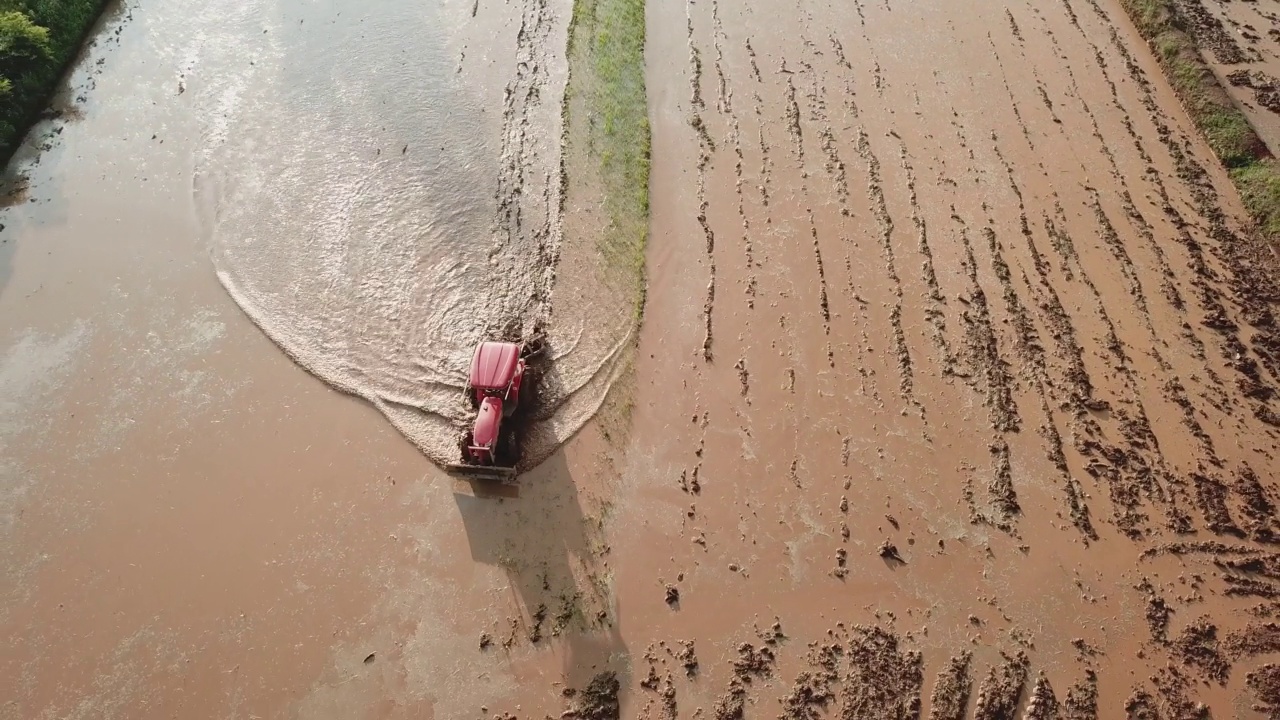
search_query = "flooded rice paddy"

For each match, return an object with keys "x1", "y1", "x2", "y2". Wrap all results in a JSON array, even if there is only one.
[{"x1": 3, "y1": 0, "x2": 1280, "y2": 716}]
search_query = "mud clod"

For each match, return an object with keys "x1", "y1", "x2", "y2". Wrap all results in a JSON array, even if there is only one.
[
  {"x1": 1022, "y1": 674, "x2": 1058, "y2": 720},
  {"x1": 973, "y1": 652, "x2": 1029, "y2": 720},
  {"x1": 1246, "y1": 664, "x2": 1280, "y2": 716},
  {"x1": 678, "y1": 640, "x2": 699, "y2": 678},
  {"x1": 840, "y1": 626, "x2": 924, "y2": 720},
  {"x1": 564, "y1": 672, "x2": 621, "y2": 720},
  {"x1": 714, "y1": 640, "x2": 778, "y2": 720},
  {"x1": 928, "y1": 652, "x2": 973, "y2": 720},
  {"x1": 780, "y1": 643, "x2": 840, "y2": 719},
  {"x1": 529, "y1": 604, "x2": 548, "y2": 644},
  {"x1": 879, "y1": 541, "x2": 903, "y2": 563},
  {"x1": 1141, "y1": 580, "x2": 1173, "y2": 643},
  {"x1": 1062, "y1": 671, "x2": 1098, "y2": 720},
  {"x1": 732, "y1": 642, "x2": 776, "y2": 678},
  {"x1": 1170, "y1": 616, "x2": 1230, "y2": 684}
]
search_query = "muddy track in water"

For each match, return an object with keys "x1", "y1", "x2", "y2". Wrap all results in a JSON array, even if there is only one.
[
  {"x1": 205, "y1": 0, "x2": 638, "y2": 472},
  {"x1": 614, "y1": 0, "x2": 1280, "y2": 714}
]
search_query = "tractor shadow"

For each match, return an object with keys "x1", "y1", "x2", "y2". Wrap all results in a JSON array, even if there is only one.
[{"x1": 453, "y1": 447, "x2": 629, "y2": 692}]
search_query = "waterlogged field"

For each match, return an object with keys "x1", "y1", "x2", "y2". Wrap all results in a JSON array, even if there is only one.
[
  {"x1": 2, "y1": 0, "x2": 1280, "y2": 716},
  {"x1": 613, "y1": 0, "x2": 1280, "y2": 715}
]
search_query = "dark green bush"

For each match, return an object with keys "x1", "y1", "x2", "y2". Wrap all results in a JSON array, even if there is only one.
[{"x1": 0, "y1": 0, "x2": 111, "y2": 163}]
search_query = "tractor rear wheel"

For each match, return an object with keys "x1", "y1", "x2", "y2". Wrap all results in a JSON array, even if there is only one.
[
  {"x1": 458, "y1": 431, "x2": 474, "y2": 462},
  {"x1": 499, "y1": 427, "x2": 520, "y2": 466}
]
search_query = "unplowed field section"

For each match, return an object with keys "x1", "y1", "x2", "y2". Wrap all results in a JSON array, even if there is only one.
[{"x1": 613, "y1": 0, "x2": 1280, "y2": 715}]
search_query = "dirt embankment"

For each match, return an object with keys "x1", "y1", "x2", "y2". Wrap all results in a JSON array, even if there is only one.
[
  {"x1": 1120, "y1": 0, "x2": 1280, "y2": 245},
  {"x1": 605, "y1": 0, "x2": 1280, "y2": 714}
]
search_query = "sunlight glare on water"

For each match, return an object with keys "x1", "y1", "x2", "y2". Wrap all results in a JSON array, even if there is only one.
[{"x1": 190, "y1": 0, "x2": 597, "y2": 464}]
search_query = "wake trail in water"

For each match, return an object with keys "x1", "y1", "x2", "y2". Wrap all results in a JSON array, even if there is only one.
[{"x1": 190, "y1": 0, "x2": 630, "y2": 468}]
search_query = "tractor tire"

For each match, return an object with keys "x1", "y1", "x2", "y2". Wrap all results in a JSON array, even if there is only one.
[
  {"x1": 518, "y1": 368, "x2": 538, "y2": 418},
  {"x1": 499, "y1": 427, "x2": 520, "y2": 467}
]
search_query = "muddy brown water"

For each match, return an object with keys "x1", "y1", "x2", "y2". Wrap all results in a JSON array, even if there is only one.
[
  {"x1": 614, "y1": 0, "x2": 1280, "y2": 716},
  {"x1": 5, "y1": 0, "x2": 1280, "y2": 717},
  {"x1": 1, "y1": 0, "x2": 624, "y2": 717}
]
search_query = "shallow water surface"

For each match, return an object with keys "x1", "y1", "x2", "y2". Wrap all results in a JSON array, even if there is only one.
[{"x1": 197, "y1": 0, "x2": 620, "y2": 466}]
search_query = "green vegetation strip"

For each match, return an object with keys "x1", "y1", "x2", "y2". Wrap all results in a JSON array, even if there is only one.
[
  {"x1": 0, "y1": 0, "x2": 112, "y2": 164},
  {"x1": 1120, "y1": 0, "x2": 1280, "y2": 239},
  {"x1": 563, "y1": 0, "x2": 650, "y2": 319}
]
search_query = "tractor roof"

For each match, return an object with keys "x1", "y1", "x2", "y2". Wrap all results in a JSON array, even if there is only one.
[{"x1": 469, "y1": 341, "x2": 521, "y2": 389}]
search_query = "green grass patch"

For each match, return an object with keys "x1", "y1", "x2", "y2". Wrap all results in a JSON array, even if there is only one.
[
  {"x1": 1231, "y1": 160, "x2": 1280, "y2": 238},
  {"x1": 1123, "y1": 0, "x2": 1257, "y2": 166},
  {"x1": 563, "y1": 0, "x2": 650, "y2": 321},
  {"x1": 1120, "y1": 0, "x2": 1280, "y2": 241},
  {"x1": 560, "y1": 0, "x2": 649, "y2": 451},
  {"x1": 0, "y1": 0, "x2": 112, "y2": 164},
  {"x1": 1151, "y1": 29, "x2": 1256, "y2": 166}
]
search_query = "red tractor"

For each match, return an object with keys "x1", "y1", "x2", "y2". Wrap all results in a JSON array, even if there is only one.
[{"x1": 447, "y1": 341, "x2": 528, "y2": 481}]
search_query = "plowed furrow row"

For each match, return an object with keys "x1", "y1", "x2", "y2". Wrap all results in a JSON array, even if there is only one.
[
  {"x1": 927, "y1": 653, "x2": 973, "y2": 720},
  {"x1": 985, "y1": 32, "x2": 1038, "y2": 150},
  {"x1": 973, "y1": 652, "x2": 1029, "y2": 720},
  {"x1": 784, "y1": 53, "x2": 838, "y2": 363},
  {"x1": 1042, "y1": 211, "x2": 1080, "y2": 283},
  {"x1": 895, "y1": 136, "x2": 954, "y2": 374},
  {"x1": 729, "y1": 113, "x2": 757, "y2": 309},
  {"x1": 710, "y1": 0, "x2": 730, "y2": 115},
  {"x1": 856, "y1": 129, "x2": 917, "y2": 403},
  {"x1": 953, "y1": 215, "x2": 1020, "y2": 435},
  {"x1": 745, "y1": 38, "x2": 762, "y2": 84},
  {"x1": 496, "y1": 0, "x2": 557, "y2": 274},
  {"x1": 784, "y1": 74, "x2": 804, "y2": 162},
  {"x1": 686, "y1": 7, "x2": 717, "y2": 362},
  {"x1": 1085, "y1": 191, "x2": 1156, "y2": 334},
  {"x1": 819, "y1": 125, "x2": 850, "y2": 214},
  {"x1": 1080, "y1": 0, "x2": 1280, "y2": 407},
  {"x1": 807, "y1": 217, "x2": 833, "y2": 340}
]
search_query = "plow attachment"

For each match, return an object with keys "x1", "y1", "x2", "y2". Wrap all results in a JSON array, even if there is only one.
[{"x1": 445, "y1": 462, "x2": 519, "y2": 483}]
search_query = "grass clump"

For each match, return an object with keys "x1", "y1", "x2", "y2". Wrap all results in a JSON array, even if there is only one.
[
  {"x1": 1153, "y1": 34, "x2": 1256, "y2": 166},
  {"x1": 1120, "y1": 0, "x2": 1280, "y2": 240},
  {"x1": 559, "y1": 0, "x2": 649, "y2": 449},
  {"x1": 1231, "y1": 161, "x2": 1280, "y2": 238},
  {"x1": 563, "y1": 0, "x2": 650, "y2": 320},
  {"x1": 1123, "y1": 0, "x2": 1258, "y2": 166},
  {"x1": 0, "y1": 0, "x2": 112, "y2": 164}
]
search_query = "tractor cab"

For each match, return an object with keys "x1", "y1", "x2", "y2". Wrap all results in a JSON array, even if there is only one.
[{"x1": 467, "y1": 341, "x2": 525, "y2": 416}]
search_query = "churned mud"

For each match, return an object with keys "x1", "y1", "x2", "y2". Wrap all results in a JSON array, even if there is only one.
[
  {"x1": 202, "y1": 0, "x2": 635, "y2": 470},
  {"x1": 611, "y1": 0, "x2": 1280, "y2": 714}
]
